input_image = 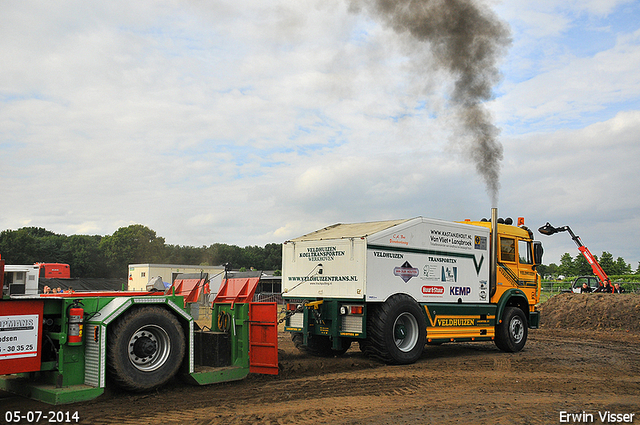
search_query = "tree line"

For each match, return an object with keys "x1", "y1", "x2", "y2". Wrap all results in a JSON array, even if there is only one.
[
  {"x1": 536, "y1": 251, "x2": 639, "y2": 279},
  {"x1": 0, "y1": 225, "x2": 282, "y2": 278},
  {"x1": 3, "y1": 225, "x2": 638, "y2": 281}
]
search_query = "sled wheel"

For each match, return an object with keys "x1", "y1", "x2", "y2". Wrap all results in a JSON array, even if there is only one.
[{"x1": 108, "y1": 306, "x2": 185, "y2": 391}]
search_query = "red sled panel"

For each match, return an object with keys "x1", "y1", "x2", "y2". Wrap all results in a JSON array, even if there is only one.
[
  {"x1": 249, "y1": 302, "x2": 279, "y2": 375},
  {"x1": 0, "y1": 300, "x2": 44, "y2": 375},
  {"x1": 214, "y1": 277, "x2": 260, "y2": 306}
]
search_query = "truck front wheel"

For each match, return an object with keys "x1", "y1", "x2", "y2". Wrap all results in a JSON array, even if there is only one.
[
  {"x1": 107, "y1": 306, "x2": 185, "y2": 391},
  {"x1": 363, "y1": 294, "x2": 426, "y2": 364},
  {"x1": 494, "y1": 306, "x2": 528, "y2": 352}
]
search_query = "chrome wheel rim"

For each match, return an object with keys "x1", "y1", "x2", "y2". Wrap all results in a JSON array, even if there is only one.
[
  {"x1": 393, "y1": 312, "x2": 419, "y2": 352},
  {"x1": 128, "y1": 324, "x2": 171, "y2": 372}
]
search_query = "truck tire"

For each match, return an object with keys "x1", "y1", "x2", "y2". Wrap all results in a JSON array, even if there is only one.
[
  {"x1": 363, "y1": 294, "x2": 426, "y2": 365},
  {"x1": 494, "y1": 306, "x2": 527, "y2": 352},
  {"x1": 107, "y1": 306, "x2": 185, "y2": 391}
]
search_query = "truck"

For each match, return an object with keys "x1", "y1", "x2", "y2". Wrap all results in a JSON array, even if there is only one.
[
  {"x1": 0, "y1": 254, "x2": 279, "y2": 405},
  {"x1": 2, "y1": 263, "x2": 71, "y2": 296},
  {"x1": 3, "y1": 263, "x2": 41, "y2": 296},
  {"x1": 282, "y1": 208, "x2": 543, "y2": 364},
  {"x1": 37, "y1": 263, "x2": 71, "y2": 279}
]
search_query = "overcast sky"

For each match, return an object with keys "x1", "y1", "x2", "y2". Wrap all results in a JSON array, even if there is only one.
[{"x1": 1, "y1": 0, "x2": 639, "y2": 268}]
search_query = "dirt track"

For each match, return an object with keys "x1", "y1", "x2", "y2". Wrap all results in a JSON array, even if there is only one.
[{"x1": 2, "y1": 295, "x2": 640, "y2": 424}]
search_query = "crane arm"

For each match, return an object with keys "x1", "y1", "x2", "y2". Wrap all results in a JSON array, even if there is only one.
[{"x1": 538, "y1": 222, "x2": 611, "y2": 285}]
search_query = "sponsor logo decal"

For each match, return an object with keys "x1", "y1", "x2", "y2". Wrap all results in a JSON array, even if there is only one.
[
  {"x1": 479, "y1": 280, "x2": 487, "y2": 300},
  {"x1": 441, "y1": 266, "x2": 458, "y2": 282},
  {"x1": 422, "y1": 285, "x2": 445, "y2": 295},
  {"x1": 450, "y1": 286, "x2": 471, "y2": 296},
  {"x1": 394, "y1": 261, "x2": 419, "y2": 283},
  {"x1": 0, "y1": 318, "x2": 35, "y2": 332},
  {"x1": 299, "y1": 246, "x2": 345, "y2": 262},
  {"x1": 436, "y1": 318, "x2": 476, "y2": 327},
  {"x1": 389, "y1": 233, "x2": 408, "y2": 246},
  {"x1": 422, "y1": 264, "x2": 438, "y2": 281},
  {"x1": 475, "y1": 235, "x2": 487, "y2": 250},
  {"x1": 428, "y1": 256, "x2": 456, "y2": 264},
  {"x1": 287, "y1": 275, "x2": 358, "y2": 285},
  {"x1": 429, "y1": 229, "x2": 473, "y2": 249},
  {"x1": 373, "y1": 251, "x2": 404, "y2": 259}
]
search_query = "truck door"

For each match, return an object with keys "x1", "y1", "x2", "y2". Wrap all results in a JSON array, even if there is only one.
[
  {"x1": 516, "y1": 239, "x2": 538, "y2": 301},
  {"x1": 498, "y1": 236, "x2": 518, "y2": 287},
  {"x1": 498, "y1": 236, "x2": 537, "y2": 290},
  {"x1": 517, "y1": 240, "x2": 535, "y2": 279}
]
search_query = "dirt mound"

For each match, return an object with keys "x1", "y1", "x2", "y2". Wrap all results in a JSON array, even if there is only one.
[{"x1": 540, "y1": 292, "x2": 640, "y2": 331}]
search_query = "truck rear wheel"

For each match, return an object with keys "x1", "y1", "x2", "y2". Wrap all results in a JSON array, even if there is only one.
[
  {"x1": 363, "y1": 294, "x2": 426, "y2": 364},
  {"x1": 107, "y1": 306, "x2": 185, "y2": 391},
  {"x1": 494, "y1": 306, "x2": 527, "y2": 352}
]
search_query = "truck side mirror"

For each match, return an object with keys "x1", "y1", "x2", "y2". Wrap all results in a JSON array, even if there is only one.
[{"x1": 533, "y1": 241, "x2": 544, "y2": 266}]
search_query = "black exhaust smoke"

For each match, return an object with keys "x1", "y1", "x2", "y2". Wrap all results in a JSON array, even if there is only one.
[{"x1": 350, "y1": 0, "x2": 511, "y2": 206}]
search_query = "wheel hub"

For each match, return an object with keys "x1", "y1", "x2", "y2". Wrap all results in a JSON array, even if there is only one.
[
  {"x1": 127, "y1": 325, "x2": 171, "y2": 371},
  {"x1": 393, "y1": 312, "x2": 419, "y2": 353},
  {"x1": 132, "y1": 334, "x2": 157, "y2": 358},
  {"x1": 510, "y1": 318, "x2": 524, "y2": 343},
  {"x1": 394, "y1": 324, "x2": 407, "y2": 340}
]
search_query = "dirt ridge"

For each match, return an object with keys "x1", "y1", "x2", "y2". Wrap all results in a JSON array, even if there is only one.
[{"x1": 539, "y1": 293, "x2": 640, "y2": 331}]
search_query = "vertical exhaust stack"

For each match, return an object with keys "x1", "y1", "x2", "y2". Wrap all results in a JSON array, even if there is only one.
[{"x1": 490, "y1": 207, "x2": 498, "y2": 297}]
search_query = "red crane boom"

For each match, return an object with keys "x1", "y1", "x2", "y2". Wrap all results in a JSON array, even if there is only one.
[{"x1": 538, "y1": 222, "x2": 611, "y2": 287}]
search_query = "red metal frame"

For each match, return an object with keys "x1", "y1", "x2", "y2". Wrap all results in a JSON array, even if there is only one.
[
  {"x1": 248, "y1": 302, "x2": 279, "y2": 375},
  {"x1": 0, "y1": 300, "x2": 44, "y2": 375},
  {"x1": 578, "y1": 246, "x2": 610, "y2": 285},
  {"x1": 166, "y1": 278, "x2": 207, "y2": 304},
  {"x1": 538, "y1": 223, "x2": 611, "y2": 286},
  {"x1": 214, "y1": 277, "x2": 260, "y2": 308}
]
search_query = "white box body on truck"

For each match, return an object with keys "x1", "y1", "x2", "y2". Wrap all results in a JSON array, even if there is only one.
[
  {"x1": 3, "y1": 264, "x2": 40, "y2": 295},
  {"x1": 282, "y1": 211, "x2": 543, "y2": 364}
]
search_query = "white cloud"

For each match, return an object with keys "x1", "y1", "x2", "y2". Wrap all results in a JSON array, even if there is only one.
[
  {"x1": 499, "y1": 110, "x2": 640, "y2": 265},
  {"x1": 0, "y1": 0, "x2": 639, "y2": 270},
  {"x1": 494, "y1": 24, "x2": 640, "y2": 132}
]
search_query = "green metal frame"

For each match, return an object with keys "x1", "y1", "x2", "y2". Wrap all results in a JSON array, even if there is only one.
[
  {"x1": 184, "y1": 302, "x2": 253, "y2": 385},
  {"x1": 0, "y1": 294, "x2": 189, "y2": 405},
  {"x1": 2, "y1": 286, "x2": 277, "y2": 405},
  {"x1": 286, "y1": 290, "x2": 539, "y2": 350},
  {"x1": 284, "y1": 298, "x2": 367, "y2": 351}
]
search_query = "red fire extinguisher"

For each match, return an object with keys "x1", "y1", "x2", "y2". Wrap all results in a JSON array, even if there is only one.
[{"x1": 67, "y1": 301, "x2": 84, "y2": 346}]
